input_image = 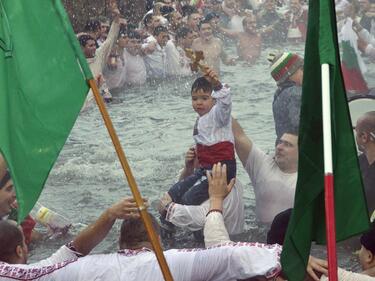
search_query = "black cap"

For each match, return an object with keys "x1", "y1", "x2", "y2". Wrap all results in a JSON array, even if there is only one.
[
  {"x1": 267, "y1": 208, "x2": 292, "y2": 245},
  {"x1": 360, "y1": 222, "x2": 375, "y2": 255}
]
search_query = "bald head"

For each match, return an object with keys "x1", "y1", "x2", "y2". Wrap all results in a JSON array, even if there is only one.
[{"x1": 356, "y1": 111, "x2": 375, "y2": 137}]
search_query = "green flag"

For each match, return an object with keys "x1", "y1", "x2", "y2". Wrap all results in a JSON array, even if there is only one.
[
  {"x1": 280, "y1": 0, "x2": 370, "y2": 280},
  {"x1": 0, "y1": 0, "x2": 92, "y2": 222}
]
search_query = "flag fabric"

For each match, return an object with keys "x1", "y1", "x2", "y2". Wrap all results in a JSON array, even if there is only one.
[
  {"x1": 339, "y1": 18, "x2": 369, "y2": 94},
  {"x1": 280, "y1": 0, "x2": 370, "y2": 279},
  {"x1": 0, "y1": 0, "x2": 92, "y2": 222}
]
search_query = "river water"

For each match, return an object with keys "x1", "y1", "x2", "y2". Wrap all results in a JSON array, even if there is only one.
[{"x1": 28, "y1": 43, "x2": 373, "y2": 272}]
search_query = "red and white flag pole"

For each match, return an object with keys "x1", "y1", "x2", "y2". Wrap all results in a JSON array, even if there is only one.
[{"x1": 321, "y1": 63, "x2": 338, "y2": 281}]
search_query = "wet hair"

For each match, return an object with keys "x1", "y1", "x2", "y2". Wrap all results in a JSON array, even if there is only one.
[
  {"x1": 360, "y1": 222, "x2": 375, "y2": 255},
  {"x1": 127, "y1": 30, "x2": 141, "y2": 40},
  {"x1": 160, "y1": 5, "x2": 175, "y2": 17},
  {"x1": 153, "y1": 26, "x2": 168, "y2": 36},
  {"x1": 267, "y1": 208, "x2": 292, "y2": 245},
  {"x1": 78, "y1": 34, "x2": 96, "y2": 47},
  {"x1": 119, "y1": 26, "x2": 128, "y2": 38},
  {"x1": 144, "y1": 13, "x2": 154, "y2": 27},
  {"x1": 119, "y1": 213, "x2": 160, "y2": 248},
  {"x1": 191, "y1": 77, "x2": 213, "y2": 94},
  {"x1": 0, "y1": 170, "x2": 10, "y2": 189},
  {"x1": 0, "y1": 220, "x2": 23, "y2": 263},
  {"x1": 176, "y1": 27, "x2": 192, "y2": 41},
  {"x1": 182, "y1": 5, "x2": 198, "y2": 17},
  {"x1": 198, "y1": 18, "x2": 211, "y2": 30},
  {"x1": 84, "y1": 19, "x2": 101, "y2": 32}
]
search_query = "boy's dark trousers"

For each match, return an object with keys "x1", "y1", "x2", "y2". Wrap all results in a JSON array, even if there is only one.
[{"x1": 168, "y1": 159, "x2": 236, "y2": 205}]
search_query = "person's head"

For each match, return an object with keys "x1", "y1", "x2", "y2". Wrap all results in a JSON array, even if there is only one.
[
  {"x1": 355, "y1": 111, "x2": 375, "y2": 153},
  {"x1": 224, "y1": 0, "x2": 237, "y2": 9},
  {"x1": 268, "y1": 52, "x2": 304, "y2": 86},
  {"x1": 176, "y1": 27, "x2": 195, "y2": 48},
  {"x1": 267, "y1": 208, "x2": 292, "y2": 245},
  {"x1": 126, "y1": 30, "x2": 142, "y2": 55},
  {"x1": 181, "y1": 5, "x2": 198, "y2": 18},
  {"x1": 359, "y1": 222, "x2": 375, "y2": 270},
  {"x1": 168, "y1": 11, "x2": 183, "y2": 30},
  {"x1": 204, "y1": 12, "x2": 220, "y2": 30},
  {"x1": 119, "y1": 213, "x2": 160, "y2": 249},
  {"x1": 187, "y1": 13, "x2": 202, "y2": 31},
  {"x1": 263, "y1": 0, "x2": 276, "y2": 11},
  {"x1": 0, "y1": 171, "x2": 16, "y2": 218},
  {"x1": 144, "y1": 13, "x2": 154, "y2": 30},
  {"x1": 191, "y1": 77, "x2": 215, "y2": 116},
  {"x1": 242, "y1": 15, "x2": 257, "y2": 34},
  {"x1": 153, "y1": 26, "x2": 170, "y2": 47},
  {"x1": 152, "y1": 15, "x2": 165, "y2": 29},
  {"x1": 117, "y1": 27, "x2": 129, "y2": 49},
  {"x1": 78, "y1": 34, "x2": 97, "y2": 58},
  {"x1": 289, "y1": 0, "x2": 302, "y2": 13},
  {"x1": 84, "y1": 19, "x2": 101, "y2": 40},
  {"x1": 0, "y1": 220, "x2": 28, "y2": 264},
  {"x1": 275, "y1": 133, "x2": 299, "y2": 173},
  {"x1": 199, "y1": 20, "x2": 213, "y2": 41}
]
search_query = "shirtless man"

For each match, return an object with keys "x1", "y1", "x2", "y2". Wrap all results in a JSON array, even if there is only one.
[
  {"x1": 192, "y1": 20, "x2": 235, "y2": 73},
  {"x1": 220, "y1": 14, "x2": 262, "y2": 64}
]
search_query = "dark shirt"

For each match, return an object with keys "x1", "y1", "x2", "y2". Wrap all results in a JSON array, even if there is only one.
[
  {"x1": 272, "y1": 80, "x2": 302, "y2": 141},
  {"x1": 359, "y1": 153, "x2": 375, "y2": 216}
]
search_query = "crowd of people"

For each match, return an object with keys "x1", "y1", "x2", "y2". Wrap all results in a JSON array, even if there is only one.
[{"x1": 1, "y1": 0, "x2": 375, "y2": 280}]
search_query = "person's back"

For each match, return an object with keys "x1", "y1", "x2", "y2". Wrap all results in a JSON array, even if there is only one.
[{"x1": 268, "y1": 52, "x2": 303, "y2": 142}]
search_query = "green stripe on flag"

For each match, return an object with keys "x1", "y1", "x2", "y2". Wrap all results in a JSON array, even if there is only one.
[{"x1": 0, "y1": 0, "x2": 92, "y2": 222}]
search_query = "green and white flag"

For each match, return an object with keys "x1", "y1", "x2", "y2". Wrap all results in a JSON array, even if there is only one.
[
  {"x1": 280, "y1": 0, "x2": 370, "y2": 280},
  {"x1": 0, "y1": 0, "x2": 92, "y2": 222}
]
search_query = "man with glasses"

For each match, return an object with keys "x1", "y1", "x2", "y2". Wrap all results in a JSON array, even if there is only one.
[
  {"x1": 232, "y1": 119, "x2": 298, "y2": 224},
  {"x1": 355, "y1": 111, "x2": 375, "y2": 217}
]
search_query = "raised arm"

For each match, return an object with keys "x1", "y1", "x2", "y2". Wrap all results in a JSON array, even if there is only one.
[
  {"x1": 204, "y1": 163, "x2": 235, "y2": 247},
  {"x1": 71, "y1": 197, "x2": 146, "y2": 256},
  {"x1": 232, "y1": 118, "x2": 253, "y2": 167}
]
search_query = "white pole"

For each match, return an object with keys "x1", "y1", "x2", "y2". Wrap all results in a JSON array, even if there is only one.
[
  {"x1": 321, "y1": 63, "x2": 338, "y2": 281},
  {"x1": 322, "y1": 64, "x2": 333, "y2": 174}
]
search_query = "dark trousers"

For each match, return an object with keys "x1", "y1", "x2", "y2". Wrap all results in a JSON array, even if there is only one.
[{"x1": 168, "y1": 160, "x2": 236, "y2": 206}]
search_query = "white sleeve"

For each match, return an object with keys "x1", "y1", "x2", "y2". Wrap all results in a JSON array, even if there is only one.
[
  {"x1": 359, "y1": 29, "x2": 375, "y2": 46},
  {"x1": 191, "y1": 243, "x2": 282, "y2": 281},
  {"x1": 211, "y1": 85, "x2": 232, "y2": 127},
  {"x1": 35, "y1": 245, "x2": 80, "y2": 267},
  {"x1": 245, "y1": 145, "x2": 268, "y2": 188},
  {"x1": 365, "y1": 44, "x2": 375, "y2": 59},
  {"x1": 95, "y1": 19, "x2": 120, "y2": 73},
  {"x1": 204, "y1": 212, "x2": 231, "y2": 247}
]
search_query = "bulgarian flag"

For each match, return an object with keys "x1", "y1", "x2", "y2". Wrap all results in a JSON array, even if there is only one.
[
  {"x1": 280, "y1": 0, "x2": 370, "y2": 280},
  {"x1": 0, "y1": 0, "x2": 92, "y2": 222},
  {"x1": 339, "y1": 18, "x2": 369, "y2": 94}
]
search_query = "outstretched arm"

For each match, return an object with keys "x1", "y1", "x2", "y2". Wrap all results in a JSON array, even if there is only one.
[
  {"x1": 71, "y1": 197, "x2": 146, "y2": 256},
  {"x1": 232, "y1": 118, "x2": 253, "y2": 167}
]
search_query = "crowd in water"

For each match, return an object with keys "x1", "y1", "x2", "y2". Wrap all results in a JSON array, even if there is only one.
[{"x1": 0, "y1": 0, "x2": 375, "y2": 280}]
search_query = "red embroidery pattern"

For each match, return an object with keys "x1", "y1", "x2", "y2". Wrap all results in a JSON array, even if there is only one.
[
  {"x1": 0, "y1": 259, "x2": 77, "y2": 280},
  {"x1": 117, "y1": 247, "x2": 152, "y2": 257}
]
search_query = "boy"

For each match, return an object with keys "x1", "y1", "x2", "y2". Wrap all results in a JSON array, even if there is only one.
[{"x1": 157, "y1": 68, "x2": 236, "y2": 219}]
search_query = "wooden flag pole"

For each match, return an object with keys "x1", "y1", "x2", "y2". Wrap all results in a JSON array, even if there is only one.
[
  {"x1": 321, "y1": 64, "x2": 338, "y2": 281},
  {"x1": 88, "y1": 79, "x2": 174, "y2": 281}
]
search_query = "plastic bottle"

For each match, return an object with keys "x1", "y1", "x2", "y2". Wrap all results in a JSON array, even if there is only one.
[{"x1": 31, "y1": 203, "x2": 72, "y2": 236}]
